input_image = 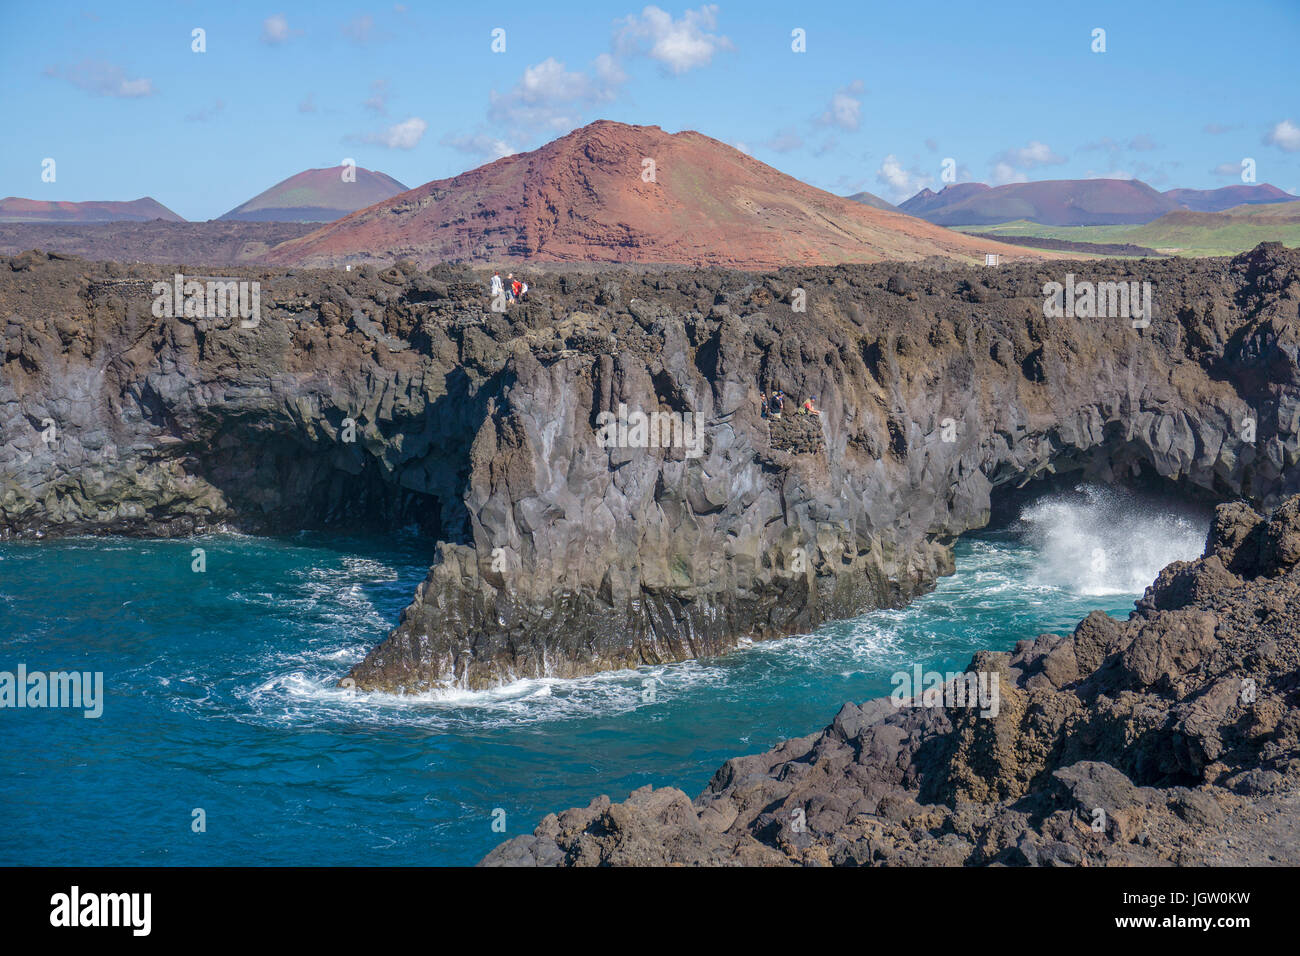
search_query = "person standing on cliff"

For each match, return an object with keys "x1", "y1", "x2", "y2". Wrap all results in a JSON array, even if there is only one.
[
  {"x1": 490, "y1": 271, "x2": 503, "y2": 298},
  {"x1": 771, "y1": 390, "x2": 783, "y2": 418}
]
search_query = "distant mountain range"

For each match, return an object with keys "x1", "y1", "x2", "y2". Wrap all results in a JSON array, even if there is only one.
[
  {"x1": 266, "y1": 120, "x2": 1035, "y2": 269},
  {"x1": 1162, "y1": 184, "x2": 1298, "y2": 212},
  {"x1": 6, "y1": 134, "x2": 1294, "y2": 264},
  {"x1": 0, "y1": 197, "x2": 184, "y2": 223},
  {"x1": 217, "y1": 166, "x2": 409, "y2": 222},
  {"x1": 2, "y1": 166, "x2": 408, "y2": 225},
  {"x1": 898, "y1": 179, "x2": 1298, "y2": 227}
]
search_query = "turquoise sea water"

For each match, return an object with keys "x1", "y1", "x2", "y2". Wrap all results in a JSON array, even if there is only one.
[{"x1": 0, "y1": 486, "x2": 1209, "y2": 866}]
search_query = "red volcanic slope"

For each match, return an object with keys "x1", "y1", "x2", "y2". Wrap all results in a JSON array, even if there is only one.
[
  {"x1": 266, "y1": 121, "x2": 1041, "y2": 269},
  {"x1": 0, "y1": 196, "x2": 184, "y2": 223}
]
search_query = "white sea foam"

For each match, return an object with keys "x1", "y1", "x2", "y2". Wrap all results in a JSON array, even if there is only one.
[
  {"x1": 147, "y1": 485, "x2": 1211, "y2": 732},
  {"x1": 1019, "y1": 484, "x2": 1209, "y2": 596}
]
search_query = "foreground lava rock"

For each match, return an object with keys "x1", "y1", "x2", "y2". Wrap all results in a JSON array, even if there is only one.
[
  {"x1": 481, "y1": 494, "x2": 1300, "y2": 866},
  {"x1": 3, "y1": 244, "x2": 1300, "y2": 693}
]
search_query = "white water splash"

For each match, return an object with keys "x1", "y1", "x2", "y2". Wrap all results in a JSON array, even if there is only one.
[{"x1": 1019, "y1": 484, "x2": 1210, "y2": 596}]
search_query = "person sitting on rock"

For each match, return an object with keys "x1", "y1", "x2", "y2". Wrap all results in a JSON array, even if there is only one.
[{"x1": 803, "y1": 395, "x2": 821, "y2": 416}]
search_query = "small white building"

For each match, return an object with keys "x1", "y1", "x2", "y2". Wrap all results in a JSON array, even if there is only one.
[{"x1": 984, "y1": 253, "x2": 1000, "y2": 266}]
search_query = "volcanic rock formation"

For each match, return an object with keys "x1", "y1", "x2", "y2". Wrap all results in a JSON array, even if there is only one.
[
  {"x1": 264, "y1": 121, "x2": 1036, "y2": 269},
  {"x1": 2, "y1": 244, "x2": 1299, "y2": 698},
  {"x1": 0, "y1": 196, "x2": 185, "y2": 224},
  {"x1": 1164, "y1": 184, "x2": 1299, "y2": 213},
  {"x1": 481, "y1": 492, "x2": 1300, "y2": 866},
  {"x1": 900, "y1": 179, "x2": 1179, "y2": 227},
  {"x1": 219, "y1": 166, "x2": 409, "y2": 222},
  {"x1": 900, "y1": 181, "x2": 1299, "y2": 226}
]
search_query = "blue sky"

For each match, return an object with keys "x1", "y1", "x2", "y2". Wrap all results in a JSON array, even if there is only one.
[{"x1": 2, "y1": 0, "x2": 1297, "y2": 220}]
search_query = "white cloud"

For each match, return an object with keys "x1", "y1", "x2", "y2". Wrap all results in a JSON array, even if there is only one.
[
  {"x1": 262, "y1": 14, "x2": 292, "y2": 44},
  {"x1": 876, "y1": 154, "x2": 933, "y2": 201},
  {"x1": 991, "y1": 162, "x2": 1028, "y2": 185},
  {"x1": 1265, "y1": 119, "x2": 1300, "y2": 152},
  {"x1": 488, "y1": 57, "x2": 617, "y2": 130},
  {"x1": 357, "y1": 117, "x2": 427, "y2": 149},
  {"x1": 441, "y1": 131, "x2": 517, "y2": 160},
  {"x1": 1001, "y1": 140, "x2": 1065, "y2": 168},
  {"x1": 1212, "y1": 161, "x2": 1242, "y2": 177},
  {"x1": 47, "y1": 59, "x2": 154, "y2": 97},
  {"x1": 615, "y1": 5, "x2": 732, "y2": 74},
  {"x1": 817, "y1": 81, "x2": 864, "y2": 131},
  {"x1": 594, "y1": 53, "x2": 627, "y2": 88},
  {"x1": 990, "y1": 140, "x2": 1065, "y2": 183}
]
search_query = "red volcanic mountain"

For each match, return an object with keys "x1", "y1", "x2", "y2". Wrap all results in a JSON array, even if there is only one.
[
  {"x1": 1164, "y1": 183, "x2": 1299, "y2": 212},
  {"x1": 897, "y1": 183, "x2": 991, "y2": 219},
  {"x1": 0, "y1": 196, "x2": 184, "y2": 223},
  {"x1": 899, "y1": 179, "x2": 1179, "y2": 226},
  {"x1": 219, "y1": 166, "x2": 408, "y2": 222},
  {"x1": 266, "y1": 121, "x2": 1039, "y2": 269}
]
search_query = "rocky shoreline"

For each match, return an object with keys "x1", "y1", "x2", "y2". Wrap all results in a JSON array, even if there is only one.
[
  {"x1": 482, "y1": 493, "x2": 1300, "y2": 866},
  {"x1": 2, "y1": 245, "x2": 1299, "y2": 696}
]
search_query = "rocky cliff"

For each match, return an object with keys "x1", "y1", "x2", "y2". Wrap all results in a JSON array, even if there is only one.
[
  {"x1": 3, "y1": 244, "x2": 1300, "y2": 698},
  {"x1": 481, "y1": 493, "x2": 1300, "y2": 866}
]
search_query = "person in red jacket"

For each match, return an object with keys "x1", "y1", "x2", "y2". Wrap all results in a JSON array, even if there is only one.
[{"x1": 511, "y1": 277, "x2": 523, "y2": 300}]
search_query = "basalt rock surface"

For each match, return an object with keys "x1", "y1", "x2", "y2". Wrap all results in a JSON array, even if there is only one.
[
  {"x1": 482, "y1": 493, "x2": 1300, "y2": 866},
  {"x1": 2, "y1": 245, "x2": 1300, "y2": 696}
]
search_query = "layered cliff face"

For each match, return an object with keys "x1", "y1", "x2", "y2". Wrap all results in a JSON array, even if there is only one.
[
  {"x1": 481, "y1": 493, "x2": 1300, "y2": 866},
  {"x1": 3, "y1": 245, "x2": 1300, "y2": 696}
]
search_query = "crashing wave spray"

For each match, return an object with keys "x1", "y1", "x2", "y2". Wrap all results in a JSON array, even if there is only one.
[{"x1": 1019, "y1": 484, "x2": 1210, "y2": 596}]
